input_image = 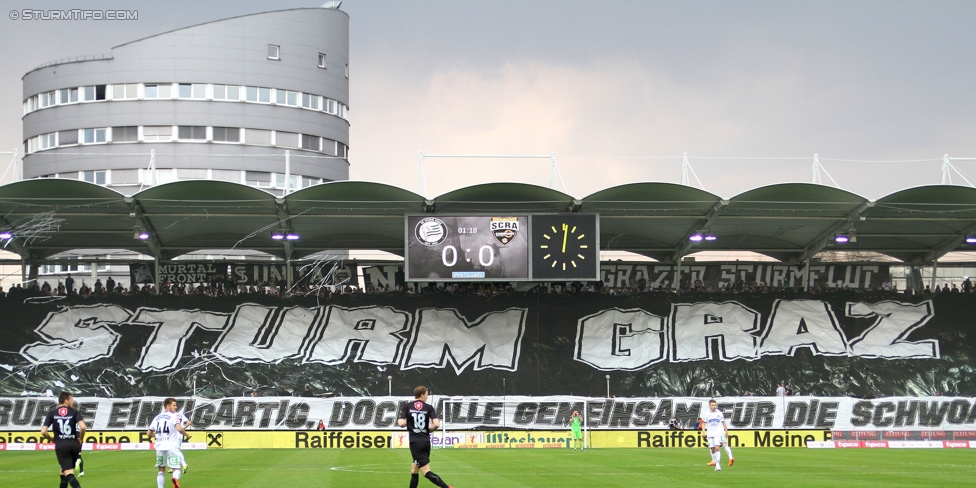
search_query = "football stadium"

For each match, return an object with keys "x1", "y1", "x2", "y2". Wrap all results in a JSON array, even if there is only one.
[{"x1": 2, "y1": 3, "x2": 976, "y2": 488}]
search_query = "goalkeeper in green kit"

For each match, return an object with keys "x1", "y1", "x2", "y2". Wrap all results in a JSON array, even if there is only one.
[{"x1": 569, "y1": 410, "x2": 584, "y2": 451}]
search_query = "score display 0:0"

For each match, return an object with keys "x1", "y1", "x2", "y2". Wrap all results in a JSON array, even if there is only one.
[{"x1": 441, "y1": 245, "x2": 495, "y2": 267}]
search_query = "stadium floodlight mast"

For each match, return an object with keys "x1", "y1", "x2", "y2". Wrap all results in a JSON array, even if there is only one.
[
  {"x1": 605, "y1": 375, "x2": 611, "y2": 398},
  {"x1": 387, "y1": 375, "x2": 392, "y2": 396}
]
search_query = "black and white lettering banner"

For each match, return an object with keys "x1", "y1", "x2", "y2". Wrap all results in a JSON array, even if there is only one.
[
  {"x1": 130, "y1": 261, "x2": 355, "y2": 285},
  {"x1": 1, "y1": 396, "x2": 974, "y2": 432},
  {"x1": 0, "y1": 291, "x2": 968, "y2": 402},
  {"x1": 363, "y1": 262, "x2": 890, "y2": 290}
]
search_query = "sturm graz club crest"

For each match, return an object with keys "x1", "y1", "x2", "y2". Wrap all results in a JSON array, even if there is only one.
[
  {"x1": 415, "y1": 217, "x2": 448, "y2": 246},
  {"x1": 491, "y1": 217, "x2": 520, "y2": 245}
]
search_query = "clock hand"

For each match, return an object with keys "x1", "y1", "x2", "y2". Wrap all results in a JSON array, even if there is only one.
[{"x1": 561, "y1": 223, "x2": 568, "y2": 253}]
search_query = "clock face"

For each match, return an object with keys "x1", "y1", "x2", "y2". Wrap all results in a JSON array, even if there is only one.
[{"x1": 531, "y1": 214, "x2": 599, "y2": 280}]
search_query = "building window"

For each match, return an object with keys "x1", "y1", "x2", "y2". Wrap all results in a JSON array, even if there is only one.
[
  {"x1": 59, "y1": 88, "x2": 79, "y2": 104},
  {"x1": 143, "y1": 126, "x2": 173, "y2": 142},
  {"x1": 83, "y1": 128, "x2": 107, "y2": 144},
  {"x1": 144, "y1": 84, "x2": 172, "y2": 99},
  {"x1": 112, "y1": 126, "x2": 138, "y2": 142},
  {"x1": 244, "y1": 86, "x2": 271, "y2": 103},
  {"x1": 275, "y1": 131, "x2": 299, "y2": 149},
  {"x1": 302, "y1": 176, "x2": 320, "y2": 188},
  {"x1": 112, "y1": 169, "x2": 139, "y2": 184},
  {"x1": 301, "y1": 93, "x2": 319, "y2": 110},
  {"x1": 244, "y1": 129, "x2": 273, "y2": 146},
  {"x1": 245, "y1": 170, "x2": 272, "y2": 187},
  {"x1": 212, "y1": 127, "x2": 240, "y2": 143},
  {"x1": 82, "y1": 170, "x2": 107, "y2": 185},
  {"x1": 274, "y1": 173, "x2": 298, "y2": 190},
  {"x1": 301, "y1": 134, "x2": 320, "y2": 151},
  {"x1": 275, "y1": 89, "x2": 298, "y2": 106},
  {"x1": 178, "y1": 83, "x2": 206, "y2": 99},
  {"x1": 268, "y1": 44, "x2": 280, "y2": 60},
  {"x1": 177, "y1": 168, "x2": 208, "y2": 180},
  {"x1": 111, "y1": 84, "x2": 138, "y2": 100},
  {"x1": 82, "y1": 85, "x2": 106, "y2": 101},
  {"x1": 213, "y1": 84, "x2": 240, "y2": 101},
  {"x1": 58, "y1": 130, "x2": 78, "y2": 146},
  {"x1": 38, "y1": 133, "x2": 57, "y2": 150},
  {"x1": 318, "y1": 53, "x2": 327, "y2": 69},
  {"x1": 212, "y1": 169, "x2": 241, "y2": 183},
  {"x1": 321, "y1": 138, "x2": 337, "y2": 156},
  {"x1": 177, "y1": 126, "x2": 207, "y2": 141}
]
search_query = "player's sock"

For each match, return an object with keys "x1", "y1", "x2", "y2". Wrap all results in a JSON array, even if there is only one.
[
  {"x1": 65, "y1": 473, "x2": 81, "y2": 488},
  {"x1": 59, "y1": 474, "x2": 68, "y2": 488},
  {"x1": 78, "y1": 456, "x2": 84, "y2": 474},
  {"x1": 725, "y1": 445, "x2": 734, "y2": 464},
  {"x1": 157, "y1": 472, "x2": 165, "y2": 488},
  {"x1": 173, "y1": 468, "x2": 181, "y2": 480},
  {"x1": 424, "y1": 471, "x2": 450, "y2": 488},
  {"x1": 712, "y1": 450, "x2": 721, "y2": 464},
  {"x1": 410, "y1": 473, "x2": 420, "y2": 488}
]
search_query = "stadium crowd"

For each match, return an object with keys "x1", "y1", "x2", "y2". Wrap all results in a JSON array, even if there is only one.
[{"x1": 1, "y1": 272, "x2": 972, "y2": 299}]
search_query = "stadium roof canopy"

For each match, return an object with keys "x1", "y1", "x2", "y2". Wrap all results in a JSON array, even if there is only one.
[{"x1": 1, "y1": 179, "x2": 975, "y2": 264}]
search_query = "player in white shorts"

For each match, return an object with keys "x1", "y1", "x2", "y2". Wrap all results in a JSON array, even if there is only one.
[
  {"x1": 148, "y1": 398, "x2": 190, "y2": 488},
  {"x1": 170, "y1": 410, "x2": 191, "y2": 474},
  {"x1": 703, "y1": 399, "x2": 734, "y2": 471}
]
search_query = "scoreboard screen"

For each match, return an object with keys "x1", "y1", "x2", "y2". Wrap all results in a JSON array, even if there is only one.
[{"x1": 406, "y1": 215, "x2": 529, "y2": 281}]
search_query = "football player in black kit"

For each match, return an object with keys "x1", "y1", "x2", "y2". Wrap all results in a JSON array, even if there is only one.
[
  {"x1": 40, "y1": 392, "x2": 87, "y2": 488},
  {"x1": 397, "y1": 386, "x2": 455, "y2": 488}
]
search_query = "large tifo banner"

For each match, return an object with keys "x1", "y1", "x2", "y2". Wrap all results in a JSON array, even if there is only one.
[
  {"x1": 1, "y1": 292, "x2": 973, "y2": 409},
  {"x1": 3, "y1": 395, "x2": 974, "y2": 432}
]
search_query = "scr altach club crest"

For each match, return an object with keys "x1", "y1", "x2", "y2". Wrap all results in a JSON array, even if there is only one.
[
  {"x1": 491, "y1": 217, "x2": 520, "y2": 244},
  {"x1": 415, "y1": 217, "x2": 448, "y2": 246}
]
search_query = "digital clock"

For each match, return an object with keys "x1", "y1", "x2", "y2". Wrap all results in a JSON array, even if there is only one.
[{"x1": 406, "y1": 215, "x2": 529, "y2": 281}]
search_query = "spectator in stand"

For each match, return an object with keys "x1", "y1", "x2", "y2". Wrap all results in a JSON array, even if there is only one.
[
  {"x1": 785, "y1": 384, "x2": 793, "y2": 396},
  {"x1": 943, "y1": 284, "x2": 950, "y2": 293},
  {"x1": 41, "y1": 281, "x2": 52, "y2": 295},
  {"x1": 882, "y1": 279, "x2": 892, "y2": 292},
  {"x1": 65, "y1": 274, "x2": 75, "y2": 295},
  {"x1": 951, "y1": 284, "x2": 960, "y2": 293},
  {"x1": 776, "y1": 383, "x2": 786, "y2": 396},
  {"x1": 94, "y1": 279, "x2": 103, "y2": 295},
  {"x1": 636, "y1": 272, "x2": 647, "y2": 293},
  {"x1": 301, "y1": 386, "x2": 314, "y2": 398}
]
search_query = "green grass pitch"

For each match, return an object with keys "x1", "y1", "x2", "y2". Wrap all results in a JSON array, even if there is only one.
[{"x1": 1, "y1": 448, "x2": 974, "y2": 487}]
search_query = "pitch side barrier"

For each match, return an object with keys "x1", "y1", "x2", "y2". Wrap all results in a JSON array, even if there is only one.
[{"x1": 4, "y1": 395, "x2": 975, "y2": 449}]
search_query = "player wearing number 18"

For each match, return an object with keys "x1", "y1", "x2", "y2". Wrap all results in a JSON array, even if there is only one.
[
  {"x1": 148, "y1": 398, "x2": 190, "y2": 488},
  {"x1": 40, "y1": 392, "x2": 87, "y2": 488},
  {"x1": 396, "y1": 386, "x2": 455, "y2": 488}
]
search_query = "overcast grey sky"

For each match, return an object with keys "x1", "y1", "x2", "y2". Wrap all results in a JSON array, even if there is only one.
[{"x1": 1, "y1": 0, "x2": 975, "y2": 199}]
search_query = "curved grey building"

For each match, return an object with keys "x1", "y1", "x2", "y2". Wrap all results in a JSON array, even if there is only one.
[{"x1": 22, "y1": 6, "x2": 349, "y2": 195}]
